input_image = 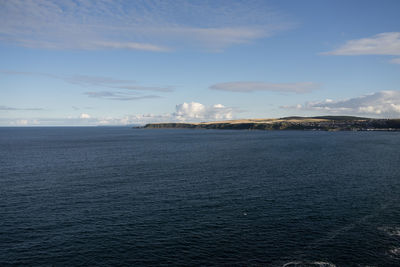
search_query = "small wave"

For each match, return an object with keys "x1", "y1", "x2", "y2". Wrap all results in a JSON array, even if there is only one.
[
  {"x1": 378, "y1": 226, "x2": 400, "y2": 237},
  {"x1": 389, "y1": 247, "x2": 400, "y2": 257},
  {"x1": 282, "y1": 261, "x2": 336, "y2": 267}
]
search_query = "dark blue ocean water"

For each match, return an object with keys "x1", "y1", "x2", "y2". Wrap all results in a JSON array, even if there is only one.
[{"x1": 1, "y1": 127, "x2": 400, "y2": 266}]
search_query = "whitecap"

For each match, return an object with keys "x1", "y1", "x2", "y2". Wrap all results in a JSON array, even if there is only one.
[
  {"x1": 282, "y1": 261, "x2": 301, "y2": 267},
  {"x1": 389, "y1": 247, "x2": 400, "y2": 256},
  {"x1": 378, "y1": 226, "x2": 400, "y2": 237},
  {"x1": 282, "y1": 261, "x2": 336, "y2": 267},
  {"x1": 311, "y1": 261, "x2": 337, "y2": 267}
]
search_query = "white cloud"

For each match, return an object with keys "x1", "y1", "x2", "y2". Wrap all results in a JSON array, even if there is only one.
[
  {"x1": 79, "y1": 113, "x2": 91, "y2": 119},
  {"x1": 174, "y1": 102, "x2": 234, "y2": 121},
  {"x1": 6, "y1": 119, "x2": 40, "y2": 126},
  {"x1": 324, "y1": 32, "x2": 400, "y2": 55},
  {"x1": 0, "y1": 0, "x2": 290, "y2": 51},
  {"x1": 96, "y1": 114, "x2": 174, "y2": 126},
  {"x1": 210, "y1": 81, "x2": 320, "y2": 93},
  {"x1": 14, "y1": 119, "x2": 28, "y2": 126},
  {"x1": 104, "y1": 102, "x2": 235, "y2": 124},
  {"x1": 282, "y1": 91, "x2": 400, "y2": 118}
]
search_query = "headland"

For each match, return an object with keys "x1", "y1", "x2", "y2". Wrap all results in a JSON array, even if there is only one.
[{"x1": 140, "y1": 116, "x2": 400, "y2": 131}]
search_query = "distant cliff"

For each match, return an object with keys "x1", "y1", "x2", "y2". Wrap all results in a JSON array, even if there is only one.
[{"x1": 141, "y1": 116, "x2": 400, "y2": 131}]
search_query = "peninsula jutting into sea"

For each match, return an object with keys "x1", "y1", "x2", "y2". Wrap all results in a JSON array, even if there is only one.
[{"x1": 142, "y1": 116, "x2": 400, "y2": 131}]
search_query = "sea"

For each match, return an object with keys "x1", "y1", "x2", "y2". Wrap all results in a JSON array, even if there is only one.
[{"x1": 1, "y1": 127, "x2": 399, "y2": 266}]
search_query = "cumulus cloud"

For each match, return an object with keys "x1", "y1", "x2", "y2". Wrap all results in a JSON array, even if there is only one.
[
  {"x1": 79, "y1": 113, "x2": 91, "y2": 119},
  {"x1": 14, "y1": 119, "x2": 28, "y2": 126},
  {"x1": 174, "y1": 102, "x2": 234, "y2": 121},
  {"x1": 97, "y1": 102, "x2": 235, "y2": 124},
  {"x1": 324, "y1": 32, "x2": 400, "y2": 56},
  {"x1": 282, "y1": 91, "x2": 400, "y2": 118},
  {"x1": 0, "y1": 0, "x2": 291, "y2": 51},
  {"x1": 209, "y1": 81, "x2": 320, "y2": 93},
  {"x1": 97, "y1": 102, "x2": 234, "y2": 124}
]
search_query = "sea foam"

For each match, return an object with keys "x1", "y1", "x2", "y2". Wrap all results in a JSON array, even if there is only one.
[{"x1": 282, "y1": 261, "x2": 336, "y2": 267}]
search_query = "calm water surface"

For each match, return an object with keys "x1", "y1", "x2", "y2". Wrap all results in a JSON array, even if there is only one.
[{"x1": 1, "y1": 127, "x2": 400, "y2": 266}]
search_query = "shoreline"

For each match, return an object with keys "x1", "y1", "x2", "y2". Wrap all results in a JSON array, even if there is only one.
[{"x1": 138, "y1": 116, "x2": 400, "y2": 131}]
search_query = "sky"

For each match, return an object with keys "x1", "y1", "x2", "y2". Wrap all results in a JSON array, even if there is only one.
[{"x1": 1, "y1": 0, "x2": 400, "y2": 126}]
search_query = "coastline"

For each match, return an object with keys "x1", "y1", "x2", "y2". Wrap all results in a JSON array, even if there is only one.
[{"x1": 138, "y1": 116, "x2": 400, "y2": 131}]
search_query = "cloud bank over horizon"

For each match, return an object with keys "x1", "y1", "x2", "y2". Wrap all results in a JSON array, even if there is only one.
[
  {"x1": 5, "y1": 91, "x2": 400, "y2": 126},
  {"x1": 282, "y1": 91, "x2": 400, "y2": 118},
  {"x1": 2, "y1": 102, "x2": 236, "y2": 126}
]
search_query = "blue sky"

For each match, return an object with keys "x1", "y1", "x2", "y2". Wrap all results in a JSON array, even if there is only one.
[{"x1": 1, "y1": 0, "x2": 400, "y2": 126}]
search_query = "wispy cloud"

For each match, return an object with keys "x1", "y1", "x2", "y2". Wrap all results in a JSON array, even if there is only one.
[
  {"x1": 0, "y1": 69, "x2": 172, "y2": 93},
  {"x1": 324, "y1": 32, "x2": 400, "y2": 56},
  {"x1": 209, "y1": 81, "x2": 320, "y2": 93},
  {"x1": 65, "y1": 75, "x2": 137, "y2": 86},
  {"x1": 0, "y1": 0, "x2": 291, "y2": 51},
  {"x1": 65, "y1": 75, "x2": 173, "y2": 92},
  {"x1": 86, "y1": 41, "x2": 170, "y2": 52},
  {"x1": 0, "y1": 105, "x2": 43, "y2": 111},
  {"x1": 84, "y1": 91, "x2": 161, "y2": 101},
  {"x1": 282, "y1": 91, "x2": 400, "y2": 118},
  {"x1": 72, "y1": 106, "x2": 93, "y2": 111},
  {"x1": 390, "y1": 57, "x2": 400, "y2": 64}
]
